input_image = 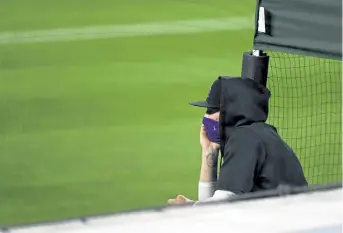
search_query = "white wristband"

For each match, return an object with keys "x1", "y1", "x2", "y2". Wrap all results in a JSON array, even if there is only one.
[
  {"x1": 198, "y1": 181, "x2": 217, "y2": 201},
  {"x1": 194, "y1": 190, "x2": 236, "y2": 206}
]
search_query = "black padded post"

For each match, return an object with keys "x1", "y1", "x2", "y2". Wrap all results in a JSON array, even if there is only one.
[{"x1": 241, "y1": 51, "x2": 269, "y2": 87}]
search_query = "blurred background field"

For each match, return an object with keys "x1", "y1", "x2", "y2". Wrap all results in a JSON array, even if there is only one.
[
  {"x1": 0, "y1": 0, "x2": 255, "y2": 225},
  {"x1": 0, "y1": 0, "x2": 341, "y2": 227}
]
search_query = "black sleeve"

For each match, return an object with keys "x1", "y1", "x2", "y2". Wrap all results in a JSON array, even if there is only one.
[{"x1": 217, "y1": 129, "x2": 266, "y2": 194}]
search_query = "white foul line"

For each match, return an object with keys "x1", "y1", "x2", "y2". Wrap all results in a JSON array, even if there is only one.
[{"x1": 0, "y1": 17, "x2": 253, "y2": 45}]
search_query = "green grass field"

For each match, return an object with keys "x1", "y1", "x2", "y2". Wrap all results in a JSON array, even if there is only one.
[{"x1": 0, "y1": 0, "x2": 341, "y2": 227}]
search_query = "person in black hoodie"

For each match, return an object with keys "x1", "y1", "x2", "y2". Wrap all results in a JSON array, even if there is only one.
[{"x1": 168, "y1": 76, "x2": 307, "y2": 205}]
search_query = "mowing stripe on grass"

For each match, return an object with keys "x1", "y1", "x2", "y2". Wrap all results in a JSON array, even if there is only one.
[{"x1": 0, "y1": 17, "x2": 253, "y2": 45}]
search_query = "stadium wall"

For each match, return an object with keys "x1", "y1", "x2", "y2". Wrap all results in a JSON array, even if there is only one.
[{"x1": 1, "y1": 184, "x2": 342, "y2": 233}]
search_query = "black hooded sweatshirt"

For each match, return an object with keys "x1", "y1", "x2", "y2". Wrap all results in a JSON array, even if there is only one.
[{"x1": 217, "y1": 77, "x2": 308, "y2": 194}]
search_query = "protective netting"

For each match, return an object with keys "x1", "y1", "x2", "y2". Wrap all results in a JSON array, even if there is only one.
[{"x1": 266, "y1": 52, "x2": 342, "y2": 185}]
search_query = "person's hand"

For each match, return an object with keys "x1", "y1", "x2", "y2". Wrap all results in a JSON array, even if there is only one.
[
  {"x1": 167, "y1": 195, "x2": 195, "y2": 205},
  {"x1": 200, "y1": 124, "x2": 220, "y2": 152}
]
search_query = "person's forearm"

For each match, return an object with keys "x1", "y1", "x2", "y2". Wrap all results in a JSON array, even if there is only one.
[
  {"x1": 198, "y1": 147, "x2": 219, "y2": 201},
  {"x1": 200, "y1": 148, "x2": 219, "y2": 182}
]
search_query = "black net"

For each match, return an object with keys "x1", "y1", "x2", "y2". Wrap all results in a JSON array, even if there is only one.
[{"x1": 266, "y1": 51, "x2": 342, "y2": 185}]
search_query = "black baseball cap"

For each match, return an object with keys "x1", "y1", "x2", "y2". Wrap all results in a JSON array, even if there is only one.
[{"x1": 189, "y1": 78, "x2": 221, "y2": 113}]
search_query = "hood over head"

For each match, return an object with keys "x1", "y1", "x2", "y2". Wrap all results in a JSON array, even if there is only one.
[{"x1": 218, "y1": 76, "x2": 271, "y2": 141}]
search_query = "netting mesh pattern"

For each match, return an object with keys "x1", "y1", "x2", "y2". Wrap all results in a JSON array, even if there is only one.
[{"x1": 266, "y1": 52, "x2": 342, "y2": 185}]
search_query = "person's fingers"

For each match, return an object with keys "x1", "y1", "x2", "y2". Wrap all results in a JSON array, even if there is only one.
[
  {"x1": 167, "y1": 198, "x2": 177, "y2": 205},
  {"x1": 200, "y1": 124, "x2": 207, "y2": 135},
  {"x1": 168, "y1": 200, "x2": 184, "y2": 205},
  {"x1": 168, "y1": 195, "x2": 186, "y2": 205},
  {"x1": 176, "y1": 195, "x2": 191, "y2": 202},
  {"x1": 176, "y1": 195, "x2": 186, "y2": 201}
]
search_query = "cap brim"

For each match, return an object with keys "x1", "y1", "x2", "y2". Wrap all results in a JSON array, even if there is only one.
[
  {"x1": 189, "y1": 101, "x2": 208, "y2": 108},
  {"x1": 189, "y1": 101, "x2": 219, "y2": 108}
]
